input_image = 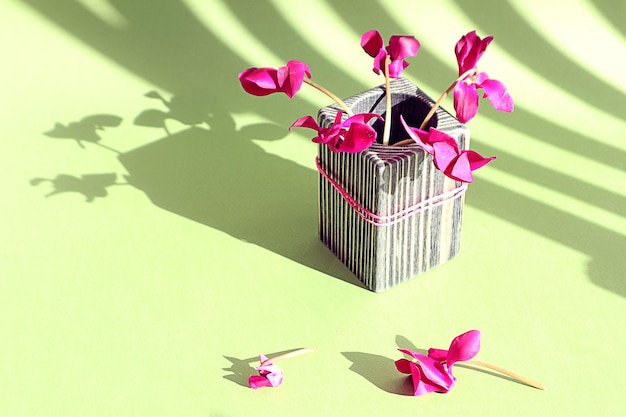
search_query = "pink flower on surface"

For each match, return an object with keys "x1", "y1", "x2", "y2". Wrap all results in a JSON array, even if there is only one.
[
  {"x1": 248, "y1": 354, "x2": 283, "y2": 389},
  {"x1": 396, "y1": 349, "x2": 456, "y2": 395},
  {"x1": 361, "y1": 30, "x2": 420, "y2": 78},
  {"x1": 238, "y1": 60, "x2": 311, "y2": 98},
  {"x1": 395, "y1": 330, "x2": 481, "y2": 396},
  {"x1": 290, "y1": 112, "x2": 382, "y2": 153},
  {"x1": 401, "y1": 117, "x2": 494, "y2": 182},
  {"x1": 453, "y1": 31, "x2": 513, "y2": 123}
]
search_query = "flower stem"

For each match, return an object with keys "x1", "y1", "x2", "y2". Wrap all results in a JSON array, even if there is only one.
[
  {"x1": 391, "y1": 68, "x2": 479, "y2": 147},
  {"x1": 465, "y1": 360, "x2": 546, "y2": 390},
  {"x1": 382, "y1": 56, "x2": 392, "y2": 146},
  {"x1": 418, "y1": 68, "x2": 477, "y2": 130},
  {"x1": 303, "y1": 79, "x2": 353, "y2": 117},
  {"x1": 260, "y1": 347, "x2": 317, "y2": 366}
]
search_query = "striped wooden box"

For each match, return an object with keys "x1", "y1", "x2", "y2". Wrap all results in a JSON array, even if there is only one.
[{"x1": 317, "y1": 78, "x2": 469, "y2": 292}]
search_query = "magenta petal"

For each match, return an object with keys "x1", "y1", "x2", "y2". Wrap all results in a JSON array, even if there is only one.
[
  {"x1": 446, "y1": 330, "x2": 481, "y2": 369},
  {"x1": 455, "y1": 31, "x2": 493, "y2": 74},
  {"x1": 248, "y1": 355, "x2": 283, "y2": 389},
  {"x1": 427, "y1": 348, "x2": 448, "y2": 362},
  {"x1": 276, "y1": 65, "x2": 289, "y2": 89},
  {"x1": 280, "y1": 60, "x2": 310, "y2": 98},
  {"x1": 428, "y1": 128, "x2": 459, "y2": 149},
  {"x1": 388, "y1": 35, "x2": 420, "y2": 60},
  {"x1": 388, "y1": 59, "x2": 409, "y2": 78},
  {"x1": 408, "y1": 361, "x2": 432, "y2": 396},
  {"x1": 372, "y1": 48, "x2": 387, "y2": 75},
  {"x1": 361, "y1": 30, "x2": 384, "y2": 58},
  {"x1": 238, "y1": 67, "x2": 279, "y2": 96},
  {"x1": 343, "y1": 113, "x2": 382, "y2": 126},
  {"x1": 265, "y1": 370, "x2": 283, "y2": 387},
  {"x1": 432, "y1": 141, "x2": 459, "y2": 172},
  {"x1": 479, "y1": 78, "x2": 514, "y2": 113},
  {"x1": 398, "y1": 348, "x2": 422, "y2": 360},
  {"x1": 454, "y1": 82, "x2": 479, "y2": 124},
  {"x1": 412, "y1": 353, "x2": 455, "y2": 394},
  {"x1": 400, "y1": 116, "x2": 433, "y2": 153},
  {"x1": 338, "y1": 123, "x2": 377, "y2": 152},
  {"x1": 289, "y1": 115, "x2": 319, "y2": 131},
  {"x1": 248, "y1": 375, "x2": 273, "y2": 389},
  {"x1": 287, "y1": 59, "x2": 311, "y2": 79},
  {"x1": 395, "y1": 358, "x2": 413, "y2": 374},
  {"x1": 446, "y1": 153, "x2": 474, "y2": 183},
  {"x1": 466, "y1": 150, "x2": 495, "y2": 171},
  {"x1": 408, "y1": 360, "x2": 450, "y2": 396}
]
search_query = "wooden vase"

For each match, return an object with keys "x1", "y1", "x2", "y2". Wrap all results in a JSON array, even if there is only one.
[{"x1": 317, "y1": 78, "x2": 469, "y2": 292}]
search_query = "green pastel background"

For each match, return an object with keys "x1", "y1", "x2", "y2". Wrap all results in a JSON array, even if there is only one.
[{"x1": 1, "y1": 0, "x2": 624, "y2": 416}]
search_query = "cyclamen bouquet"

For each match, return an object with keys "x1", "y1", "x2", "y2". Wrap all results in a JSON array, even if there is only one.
[{"x1": 238, "y1": 30, "x2": 513, "y2": 183}]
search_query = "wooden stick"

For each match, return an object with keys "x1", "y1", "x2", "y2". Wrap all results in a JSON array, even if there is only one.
[
  {"x1": 303, "y1": 79, "x2": 353, "y2": 116},
  {"x1": 260, "y1": 347, "x2": 317, "y2": 366},
  {"x1": 465, "y1": 360, "x2": 546, "y2": 390},
  {"x1": 391, "y1": 68, "x2": 479, "y2": 148},
  {"x1": 418, "y1": 68, "x2": 477, "y2": 131},
  {"x1": 382, "y1": 56, "x2": 392, "y2": 146}
]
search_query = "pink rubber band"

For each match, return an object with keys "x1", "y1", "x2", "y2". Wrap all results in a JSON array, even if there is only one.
[{"x1": 316, "y1": 157, "x2": 468, "y2": 227}]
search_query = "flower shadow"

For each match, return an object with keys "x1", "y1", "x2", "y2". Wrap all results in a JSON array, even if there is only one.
[
  {"x1": 43, "y1": 114, "x2": 123, "y2": 150},
  {"x1": 30, "y1": 172, "x2": 123, "y2": 202},
  {"x1": 118, "y1": 93, "x2": 365, "y2": 288},
  {"x1": 341, "y1": 352, "x2": 414, "y2": 396}
]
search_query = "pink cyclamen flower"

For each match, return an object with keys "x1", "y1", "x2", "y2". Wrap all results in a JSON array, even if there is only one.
[
  {"x1": 248, "y1": 354, "x2": 283, "y2": 389},
  {"x1": 396, "y1": 349, "x2": 456, "y2": 395},
  {"x1": 401, "y1": 117, "x2": 494, "y2": 182},
  {"x1": 453, "y1": 31, "x2": 513, "y2": 123},
  {"x1": 361, "y1": 30, "x2": 420, "y2": 78},
  {"x1": 290, "y1": 112, "x2": 382, "y2": 153},
  {"x1": 238, "y1": 60, "x2": 311, "y2": 99},
  {"x1": 395, "y1": 330, "x2": 481, "y2": 396}
]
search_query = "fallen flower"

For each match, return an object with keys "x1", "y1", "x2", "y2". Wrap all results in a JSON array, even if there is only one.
[
  {"x1": 395, "y1": 330, "x2": 479, "y2": 395},
  {"x1": 396, "y1": 330, "x2": 545, "y2": 396},
  {"x1": 248, "y1": 354, "x2": 283, "y2": 389},
  {"x1": 290, "y1": 112, "x2": 382, "y2": 153},
  {"x1": 395, "y1": 349, "x2": 455, "y2": 395},
  {"x1": 401, "y1": 117, "x2": 495, "y2": 182},
  {"x1": 248, "y1": 348, "x2": 316, "y2": 390}
]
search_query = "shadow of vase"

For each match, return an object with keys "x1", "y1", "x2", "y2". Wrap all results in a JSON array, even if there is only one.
[{"x1": 118, "y1": 111, "x2": 364, "y2": 288}]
